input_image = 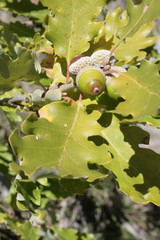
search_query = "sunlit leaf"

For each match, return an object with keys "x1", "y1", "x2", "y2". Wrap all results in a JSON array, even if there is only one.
[
  {"x1": 104, "y1": 8, "x2": 128, "y2": 43},
  {"x1": 102, "y1": 115, "x2": 160, "y2": 205},
  {"x1": 23, "y1": 9, "x2": 48, "y2": 23},
  {"x1": 103, "y1": 6, "x2": 157, "y2": 63},
  {"x1": 0, "y1": 87, "x2": 22, "y2": 100},
  {"x1": 118, "y1": 0, "x2": 160, "y2": 40},
  {"x1": 139, "y1": 116, "x2": 160, "y2": 128},
  {"x1": 10, "y1": 101, "x2": 111, "y2": 182},
  {"x1": 51, "y1": 61, "x2": 66, "y2": 84},
  {"x1": 40, "y1": 0, "x2": 105, "y2": 63},
  {"x1": 109, "y1": 60, "x2": 160, "y2": 120},
  {"x1": 114, "y1": 22, "x2": 157, "y2": 63}
]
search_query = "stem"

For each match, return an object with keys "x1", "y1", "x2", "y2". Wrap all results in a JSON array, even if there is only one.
[
  {"x1": 34, "y1": 79, "x2": 46, "y2": 92},
  {"x1": 104, "y1": 69, "x2": 118, "y2": 75},
  {"x1": 59, "y1": 82, "x2": 75, "y2": 92},
  {"x1": 62, "y1": 96, "x2": 76, "y2": 103},
  {"x1": 78, "y1": 93, "x2": 83, "y2": 101},
  {"x1": 66, "y1": 64, "x2": 71, "y2": 84},
  {"x1": 110, "y1": 39, "x2": 125, "y2": 57},
  {"x1": 110, "y1": 44, "x2": 120, "y2": 56}
]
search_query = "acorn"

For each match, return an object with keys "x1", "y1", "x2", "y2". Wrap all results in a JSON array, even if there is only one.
[{"x1": 76, "y1": 66, "x2": 106, "y2": 96}]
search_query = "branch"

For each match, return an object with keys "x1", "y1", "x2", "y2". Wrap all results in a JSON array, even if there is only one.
[{"x1": 50, "y1": 82, "x2": 76, "y2": 92}]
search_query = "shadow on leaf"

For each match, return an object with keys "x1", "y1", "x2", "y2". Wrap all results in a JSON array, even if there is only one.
[{"x1": 122, "y1": 125, "x2": 160, "y2": 195}]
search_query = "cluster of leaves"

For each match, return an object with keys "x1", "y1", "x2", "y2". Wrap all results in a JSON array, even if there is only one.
[{"x1": 0, "y1": 0, "x2": 160, "y2": 239}]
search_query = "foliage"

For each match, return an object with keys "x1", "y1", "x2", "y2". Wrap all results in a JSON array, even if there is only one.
[{"x1": 0, "y1": 0, "x2": 160, "y2": 239}]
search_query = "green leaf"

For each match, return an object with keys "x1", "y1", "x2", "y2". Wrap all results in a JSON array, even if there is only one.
[
  {"x1": 0, "y1": 47, "x2": 39, "y2": 91},
  {"x1": 40, "y1": 0, "x2": 105, "y2": 62},
  {"x1": 0, "y1": 87, "x2": 22, "y2": 100},
  {"x1": 0, "y1": 25, "x2": 20, "y2": 58},
  {"x1": 0, "y1": 143, "x2": 13, "y2": 162},
  {"x1": 0, "y1": 0, "x2": 6, "y2": 7},
  {"x1": 103, "y1": 7, "x2": 157, "y2": 63},
  {"x1": 53, "y1": 227, "x2": 78, "y2": 240},
  {"x1": 8, "y1": 22, "x2": 36, "y2": 39},
  {"x1": 5, "y1": 111, "x2": 22, "y2": 123},
  {"x1": 60, "y1": 178, "x2": 91, "y2": 195},
  {"x1": 0, "y1": 213, "x2": 7, "y2": 224},
  {"x1": 45, "y1": 89, "x2": 61, "y2": 102},
  {"x1": 104, "y1": 8, "x2": 129, "y2": 43},
  {"x1": 0, "y1": 142, "x2": 13, "y2": 175},
  {"x1": 9, "y1": 101, "x2": 111, "y2": 182},
  {"x1": 7, "y1": 220, "x2": 40, "y2": 240},
  {"x1": 52, "y1": 61, "x2": 67, "y2": 84},
  {"x1": 52, "y1": 227, "x2": 94, "y2": 240},
  {"x1": 16, "y1": 180, "x2": 41, "y2": 211},
  {"x1": 118, "y1": 0, "x2": 160, "y2": 40},
  {"x1": 30, "y1": 89, "x2": 43, "y2": 103},
  {"x1": 42, "y1": 178, "x2": 90, "y2": 200},
  {"x1": 52, "y1": 226, "x2": 78, "y2": 240},
  {"x1": 109, "y1": 60, "x2": 160, "y2": 120},
  {"x1": 6, "y1": 0, "x2": 44, "y2": 13},
  {"x1": 81, "y1": 234, "x2": 94, "y2": 240},
  {"x1": 114, "y1": 22, "x2": 157, "y2": 63},
  {"x1": 23, "y1": 9, "x2": 48, "y2": 23},
  {"x1": 102, "y1": 115, "x2": 160, "y2": 205},
  {"x1": 139, "y1": 116, "x2": 160, "y2": 128},
  {"x1": 0, "y1": 211, "x2": 40, "y2": 240}
]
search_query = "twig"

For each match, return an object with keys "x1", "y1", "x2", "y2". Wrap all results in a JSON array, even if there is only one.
[
  {"x1": 59, "y1": 82, "x2": 75, "y2": 92},
  {"x1": 34, "y1": 79, "x2": 46, "y2": 92},
  {"x1": 8, "y1": 94, "x2": 28, "y2": 104}
]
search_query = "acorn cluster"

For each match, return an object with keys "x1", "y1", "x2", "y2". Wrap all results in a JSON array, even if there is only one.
[{"x1": 69, "y1": 50, "x2": 126, "y2": 97}]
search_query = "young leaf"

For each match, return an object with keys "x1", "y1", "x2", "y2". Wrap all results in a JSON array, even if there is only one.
[
  {"x1": 102, "y1": 115, "x2": 160, "y2": 205},
  {"x1": 104, "y1": 8, "x2": 129, "y2": 43},
  {"x1": 52, "y1": 61, "x2": 66, "y2": 84},
  {"x1": 0, "y1": 47, "x2": 39, "y2": 91},
  {"x1": 114, "y1": 22, "x2": 157, "y2": 63},
  {"x1": 118, "y1": 0, "x2": 160, "y2": 41},
  {"x1": 109, "y1": 60, "x2": 160, "y2": 120},
  {"x1": 103, "y1": 6, "x2": 157, "y2": 63},
  {"x1": 40, "y1": 0, "x2": 105, "y2": 63},
  {"x1": 9, "y1": 101, "x2": 111, "y2": 182}
]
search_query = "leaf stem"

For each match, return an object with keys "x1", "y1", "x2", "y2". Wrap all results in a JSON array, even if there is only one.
[
  {"x1": 66, "y1": 64, "x2": 72, "y2": 84},
  {"x1": 34, "y1": 79, "x2": 47, "y2": 92}
]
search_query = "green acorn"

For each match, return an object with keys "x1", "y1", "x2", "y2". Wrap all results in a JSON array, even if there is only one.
[{"x1": 76, "y1": 66, "x2": 106, "y2": 96}]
